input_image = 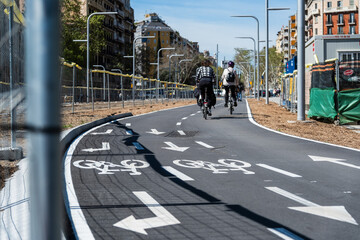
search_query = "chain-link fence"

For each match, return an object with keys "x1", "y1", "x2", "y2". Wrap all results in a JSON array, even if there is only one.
[
  {"x1": 0, "y1": 0, "x2": 25, "y2": 154},
  {"x1": 59, "y1": 64, "x2": 195, "y2": 113}
]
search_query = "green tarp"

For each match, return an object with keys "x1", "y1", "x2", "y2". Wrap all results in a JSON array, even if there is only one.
[
  {"x1": 308, "y1": 88, "x2": 337, "y2": 120},
  {"x1": 338, "y1": 89, "x2": 360, "y2": 124}
]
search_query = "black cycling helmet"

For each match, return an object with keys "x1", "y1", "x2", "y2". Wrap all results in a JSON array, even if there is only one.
[{"x1": 228, "y1": 61, "x2": 235, "y2": 68}]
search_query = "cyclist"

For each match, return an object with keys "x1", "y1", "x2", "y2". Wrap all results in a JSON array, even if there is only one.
[
  {"x1": 221, "y1": 61, "x2": 239, "y2": 107},
  {"x1": 196, "y1": 59, "x2": 216, "y2": 116}
]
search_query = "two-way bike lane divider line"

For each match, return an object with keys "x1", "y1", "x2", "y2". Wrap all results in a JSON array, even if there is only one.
[
  {"x1": 113, "y1": 191, "x2": 181, "y2": 235},
  {"x1": 195, "y1": 141, "x2": 214, "y2": 149},
  {"x1": 147, "y1": 129, "x2": 165, "y2": 135},
  {"x1": 162, "y1": 142, "x2": 189, "y2": 152},
  {"x1": 256, "y1": 164, "x2": 302, "y2": 178},
  {"x1": 81, "y1": 142, "x2": 110, "y2": 153},
  {"x1": 176, "y1": 122, "x2": 182, "y2": 126},
  {"x1": 162, "y1": 166, "x2": 194, "y2": 181},
  {"x1": 266, "y1": 187, "x2": 358, "y2": 225},
  {"x1": 309, "y1": 155, "x2": 360, "y2": 170},
  {"x1": 90, "y1": 129, "x2": 113, "y2": 135},
  {"x1": 177, "y1": 130, "x2": 186, "y2": 136}
]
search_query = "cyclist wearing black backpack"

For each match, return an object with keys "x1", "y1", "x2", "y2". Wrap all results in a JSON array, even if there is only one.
[{"x1": 221, "y1": 61, "x2": 239, "y2": 107}]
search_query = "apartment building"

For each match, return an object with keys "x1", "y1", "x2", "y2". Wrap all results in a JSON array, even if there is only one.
[
  {"x1": 306, "y1": 0, "x2": 359, "y2": 38},
  {"x1": 79, "y1": 0, "x2": 134, "y2": 68},
  {"x1": 135, "y1": 13, "x2": 199, "y2": 76},
  {"x1": 276, "y1": 16, "x2": 296, "y2": 65}
]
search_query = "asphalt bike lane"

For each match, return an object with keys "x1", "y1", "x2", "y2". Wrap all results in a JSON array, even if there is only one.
[{"x1": 64, "y1": 99, "x2": 360, "y2": 240}]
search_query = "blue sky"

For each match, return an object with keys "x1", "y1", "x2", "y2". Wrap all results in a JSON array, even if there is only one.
[{"x1": 131, "y1": 0, "x2": 298, "y2": 62}]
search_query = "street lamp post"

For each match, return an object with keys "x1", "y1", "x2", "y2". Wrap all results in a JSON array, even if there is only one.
[
  {"x1": 297, "y1": 0, "x2": 305, "y2": 120},
  {"x1": 156, "y1": 47, "x2": 175, "y2": 101},
  {"x1": 111, "y1": 69, "x2": 124, "y2": 108},
  {"x1": 93, "y1": 65, "x2": 106, "y2": 101},
  {"x1": 169, "y1": 54, "x2": 184, "y2": 99},
  {"x1": 232, "y1": 15, "x2": 260, "y2": 100},
  {"x1": 178, "y1": 59, "x2": 192, "y2": 98},
  {"x1": 124, "y1": 36, "x2": 155, "y2": 105},
  {"x1": 74, "y1": 11, "x2": 117, "y2": 103},
  {"x1": 236, "y1": 37, "x2": 257, "y2": 98},
  {"x1": 266, "y1": 1, "x2": 290, "y2": 104}
]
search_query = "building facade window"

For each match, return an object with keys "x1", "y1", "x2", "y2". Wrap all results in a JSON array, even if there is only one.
[
  {"x1": 326, "y1": 14, "x2": 332, "y2": 24},
  {"x1": 338, "y1": 14, "x2": 344, "y2": 24},
  {"x1": 327, "y1": 27, "x2": 332, "y2": 34},
  {"x1": 315, "y1": 16, "x2": 318, "y2": 24},
  {"x1": 337, "y1": 1, "x2": 342, "y2": 7},
  {"x1": 327, "y1": 1, "x2": 332, "y2": 8},
  {"x1": 337, "y1": 26, "x2": 344, "y2": 34},
  {"x1": 350, "y1": 13, "x2": 355, "y2": 23},
  {"x1": 315, "y1": 3, "x2": 317, "y2": 9},
  {"x1": 315, "y1": 28, "x2": 318, "y2": 35},
  {"x1": 350, "y1": 25, "x2": 356, "y2": 34}
]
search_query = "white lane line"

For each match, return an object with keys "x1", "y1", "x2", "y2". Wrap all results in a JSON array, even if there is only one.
[
  {"x1": 195, "y1": 141, "x2": 214, "y2": 149},
  {"x1": 190, "y1": 114, "x2": 196, "y2": 116},
  {"x1": 256, "y1": 164, "x2": 302, "y2": 178},
  {"x1": 268, "y1": 228, "x2": 300, "y2": 240},
  {"x1": 197, "y1": 111, "x2": 201, "y2": 113},
  {"x1": 266, "y1": 187, "x2": 318, "y2": 207},
  {"x1": 178, "y1": 130, "x2": 186, "y2": 136},
  {"x1": 163, "y1": 166, "x2": 194, "y2": 181},
  {"x1": 182, "y1": 117, "x2": 188, "y2": 120},
  {"x1": 176, "y1": 122, "x2": 182, "y2": 126},
  {"x1": 126, "y1": 123, "x2": 131, "y2": 127}
]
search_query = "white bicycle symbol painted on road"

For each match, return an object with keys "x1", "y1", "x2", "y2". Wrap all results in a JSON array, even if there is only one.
[
  {"x1": 173, "y1": 159, "x2": 255, "y2": 175},
  {"x1": 73, "y1": 159, "x2": 150, "y2": 175}
]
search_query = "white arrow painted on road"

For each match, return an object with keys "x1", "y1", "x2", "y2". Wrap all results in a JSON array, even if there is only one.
[
  {"x1": 91, "y1": 129, "x2": 113, "y2": 135},
  {"x1": 266, "y1": 187, "x2": 358, "y2": 225},
  {"x1": 162, "y1": 142, "x2": 189, "y2": 152},
  {"x1": 114, "y1": 191, "x2": 180, "y2": 235},
  {"x1": 309, "y1": 155, "x2": 360, "y2": 170},
  {"x1": 81, "y1": 142, "x2": 110, "y2": 152},
  {"x1": 146, "y1": 129, "x2": 165, "y2": 135}
]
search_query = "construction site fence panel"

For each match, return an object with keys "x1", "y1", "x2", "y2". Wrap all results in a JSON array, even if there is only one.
[{"x1": 338, "y1": 88, "x2": 360, "y2": 124}]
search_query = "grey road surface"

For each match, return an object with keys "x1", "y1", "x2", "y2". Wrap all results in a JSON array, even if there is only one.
[{"x1": 64, "y1": 99, "x2": 360, "y2": 240}]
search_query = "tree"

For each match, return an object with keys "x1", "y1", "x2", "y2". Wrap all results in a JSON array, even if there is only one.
[
  {"x1": 258, "y1": 47, "x2": 284, "y2": 89},
  {"x1": 60, "y1": 0, "x2": 106, "y2": 67},
  {"x1": 234, "y1": 48, "x2": 254, "y2": 88}
]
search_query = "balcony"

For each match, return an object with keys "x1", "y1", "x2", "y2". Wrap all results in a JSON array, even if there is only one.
[
  {"x1": 325, "y1": 21, "x2": 333, "y2": 26},
  {"x1": 324, "y1": 5, "x2": 358, "y2": 13},
  {"x1": 337, "y1": 20, "x2": 344, "y2": 26}
]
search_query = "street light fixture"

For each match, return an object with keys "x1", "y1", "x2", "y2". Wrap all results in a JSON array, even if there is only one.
[
  {"x1": 124, "y1": 36, "x2": 155, "y2": 104},
  {"x1": 265, "y1": 1, "x2": 290, "y2": 104},
  {"x1": 232, "y1": 15, "x2": 260, "y2": 100},
  {"x1": 155, "y1": 47, "x2": 175, "y2": 100},
  {"x1": 236, "y1": 37, "x2": 257, "y2": 98},
  {"x1": 74, "y1": 11, "x2": 117, "y2": 103},
  {"x1": 168, "y1": 54, "x2": 184, "y2": 99}
]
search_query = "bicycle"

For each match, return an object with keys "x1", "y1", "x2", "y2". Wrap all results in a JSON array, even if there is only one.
[
  {"x1": 202, "y1": 88, "x2": 209, "y2": 120},
  {"x1": 228, "y1": 95, "x2": 234, "y2": 115}
]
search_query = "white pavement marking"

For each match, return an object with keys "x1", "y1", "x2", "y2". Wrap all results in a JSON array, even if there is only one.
[
  {"x1": 268, "y1": 228, "x2": 299, "y2": 240},
  {"x1": 256, "y1": 164, "x2": 302, "y2": 178},
  {"x1": 266, "y1": 187, "x2": 358, "y2": 225},
  {"x1": 81, "y1": 142, "x2": 110, "y2": 152},
  {"x1": 178, "y1": 130, "x2": 186, "y2": 136},
  {"x1": 126, "y1": 123, "x2": 131, "y2": 127},
  {"x1": 176, "y1": 122, "x2": 182, "y2": 126},
  {"x1": 197, "y1": 111, "x2": 201, "y2": 113},
  {"x1": 162, "y1": 142, "x2": 189, "y2": 152},
  {"x1": 91, "y1": 129, "x2": 113, "y2": 135},
  {"x1": 190, "y1": 113, "x2": 196, "y2": 116},
  {"x1": 113, "y1": 191, "x2": 180, "y2": 235},
  {"x1": 195, "y1": 141, "x2": 214, "y2": 149},
  {"x1": 163, "y1": 166, "x2": 194, "y2": 181},
  {"x1": 309, "y1": 155, "x2": 360, "y2": 170},
  {"x1": 147, "y1": 129, "x2": 165, "y2": 135},
  {"x1": 182, "y1": 117, "x2": 188, "y2": 120}
]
